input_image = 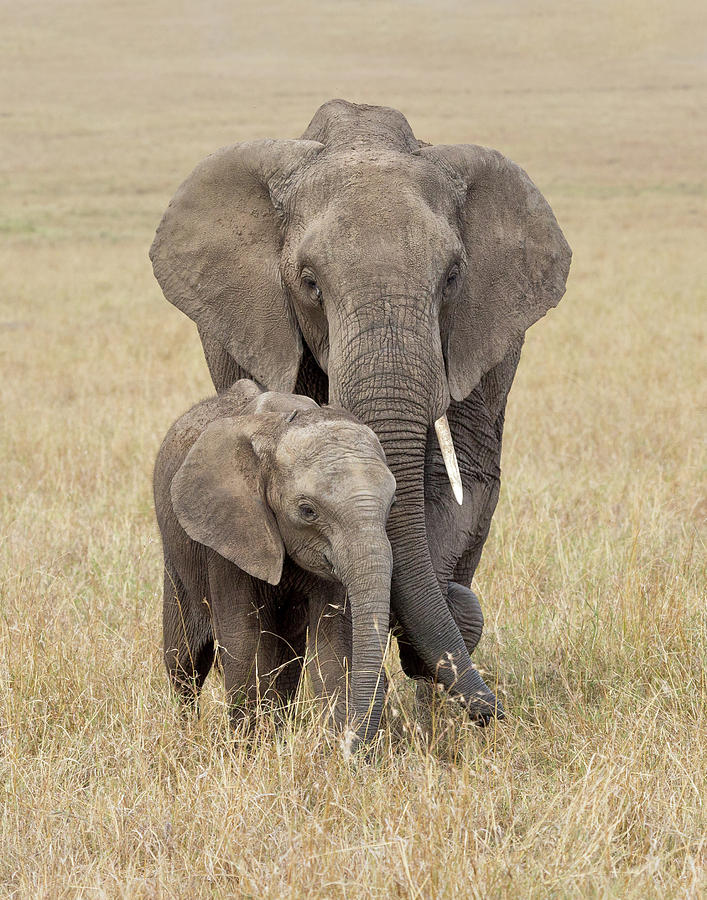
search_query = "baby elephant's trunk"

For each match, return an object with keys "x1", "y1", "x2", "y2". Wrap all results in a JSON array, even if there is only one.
[{"x1": 337, "y1": 537, "x2": 393, "y2": 748}]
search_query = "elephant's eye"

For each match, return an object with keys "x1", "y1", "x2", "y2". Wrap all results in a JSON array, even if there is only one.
[
  {"x1": 302, "y1": 274, "x2": 322, "y2": 303},
  {"x1": 445, "y1": 265, "x2": 460, "y2": 292},
  {"x1": 297, "y1": 501, "x2": 318, "y2": 522}
]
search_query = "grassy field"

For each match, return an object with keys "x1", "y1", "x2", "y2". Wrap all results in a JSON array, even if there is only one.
[{"x1": 1, "y1": 0, "x2": 705, "y2": 896}]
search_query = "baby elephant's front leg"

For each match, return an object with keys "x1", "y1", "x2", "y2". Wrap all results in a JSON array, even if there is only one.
[
  {"x1": 307, "y1": 586, "x2": 355, "y2": 732},
  {"x1": 207, "y1": 553, "x2": 283, "y2": 729}
]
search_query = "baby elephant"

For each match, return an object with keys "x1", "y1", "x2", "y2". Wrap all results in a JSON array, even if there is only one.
[{"x1": 154, "y1": 379, "x2": 396, "y2": 745}]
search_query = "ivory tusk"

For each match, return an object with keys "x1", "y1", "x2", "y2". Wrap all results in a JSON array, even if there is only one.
[{"x1": 434, "y1": 415, "x2": 463, "y2": 506}]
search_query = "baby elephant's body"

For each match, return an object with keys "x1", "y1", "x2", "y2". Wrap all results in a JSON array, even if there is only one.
[{"x1": 154, "y1": 380, "x2": 396, "y2": 744}]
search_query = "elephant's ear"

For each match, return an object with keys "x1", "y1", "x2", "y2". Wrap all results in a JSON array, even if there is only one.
[
  {"x1": 150, "y1": 140, "x2": 324, "y2": 392},
  {"x1": 171, "y1": 417, "x2": 284, "y2": 585},
  {"x1": 421, "y1": 144, "x2": 571, "y2": 401}
]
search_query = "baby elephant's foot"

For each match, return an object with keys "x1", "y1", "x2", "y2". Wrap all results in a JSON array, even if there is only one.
[{"x1": 446, "y1": 582, "x2": 484, "y2": 656}]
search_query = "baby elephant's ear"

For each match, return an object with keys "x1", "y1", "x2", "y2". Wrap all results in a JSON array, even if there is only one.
[{"x1": 171, "y1": 417, "x2": 284, "y2": 585}]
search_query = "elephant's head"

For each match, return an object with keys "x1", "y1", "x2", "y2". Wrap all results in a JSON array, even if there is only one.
[
  {"x1": 151, "y1": 100, "x2": 571, "y2": 721},
  {"x1": 170, "y1": 382, "x2": 396, "y2": 742}
]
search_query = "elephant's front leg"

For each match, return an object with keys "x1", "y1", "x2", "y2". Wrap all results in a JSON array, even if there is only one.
[
  {"x1": 397, "y1": 580, "x2": 490, "y2": 738},
  {"x1": 207, "y1": 553, "x2": 285, "y2": 729},
  {"x1": 270, "y1": 584, "x2": 310, "y2": 709},
  {"x1": 396, "y1": 583, "x2": 484, "y2": 672},
  {"x1": 306, "y1": 583, "x2": 358, "y2": 734}
]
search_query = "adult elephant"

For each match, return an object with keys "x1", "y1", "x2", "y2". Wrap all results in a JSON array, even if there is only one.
[{"x1": 150, "y1": 100, "x2": 571, "y2": 724}]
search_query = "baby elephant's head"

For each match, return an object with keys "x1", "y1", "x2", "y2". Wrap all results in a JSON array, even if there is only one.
[
  {"x1": 171, "y1": 387, "x2": 396, "y2": 588},
  {"x1": 263, "y1": 403, "x2": 396, "y2": 584}
]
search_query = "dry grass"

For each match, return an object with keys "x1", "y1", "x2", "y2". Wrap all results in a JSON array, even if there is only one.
[{"x1": 1, "y1": 0, "x2": 705, "y2": 896}]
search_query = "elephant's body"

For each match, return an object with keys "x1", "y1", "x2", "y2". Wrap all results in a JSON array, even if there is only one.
[
  {"x1": 154, "y1": 380, "x2": 397, "y2": 742},
  {"x1": 152, "y1": 100, "x2": 571, "y2": 722}
]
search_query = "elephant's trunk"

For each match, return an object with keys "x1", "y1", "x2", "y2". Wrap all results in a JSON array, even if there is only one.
[
  {"x1": 335, "y1": 539, "x2": 392, "y2": 745},
  {"x1": 373, "y1": 417, "x2": 497, "y2": 717},
  {"x1": 330, "y1": 298, "x2": 501, "y2": 722}
]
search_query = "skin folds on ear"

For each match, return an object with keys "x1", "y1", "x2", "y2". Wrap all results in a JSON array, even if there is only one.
[
  {"x1": 420, "y1": 144, "x2": 572, "y2": 401},
  {"x1": 170, "y1": 417, "x2": 284, "y2": 586},
  {"x1": 150, "y1": 140, "x2": 323, "y2": 393}
]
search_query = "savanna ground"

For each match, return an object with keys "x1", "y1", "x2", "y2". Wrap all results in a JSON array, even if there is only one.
[{"x1": 1, "y1": 1, "x2": 705, "y2": 896}]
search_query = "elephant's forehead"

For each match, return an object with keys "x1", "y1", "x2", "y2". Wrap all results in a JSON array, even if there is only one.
[
  {"x1": 274, "y1": 421, "x2": 388, "y2": 481},
  {"x1": 298, "y1": 149, "x2": 457, "y2": 216}
]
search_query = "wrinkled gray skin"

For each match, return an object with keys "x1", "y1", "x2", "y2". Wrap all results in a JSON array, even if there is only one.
[
  {"x1": 154, "y1": 379, "x2": 396, "y2": 744},
  {"x1": 151, "y1": 100, "x2": 571, "y2": 723}
]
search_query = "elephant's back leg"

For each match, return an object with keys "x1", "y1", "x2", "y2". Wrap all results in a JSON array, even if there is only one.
[{"x1": 162, "y1": 557, "x2": 215, "y2": 710}]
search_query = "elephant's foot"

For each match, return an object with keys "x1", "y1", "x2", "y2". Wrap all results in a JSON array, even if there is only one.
[{"x1": 411, "y1": 679, "x2": 503, "y2": 748}]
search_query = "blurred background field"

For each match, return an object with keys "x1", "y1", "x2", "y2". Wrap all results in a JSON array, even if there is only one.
[{"x1": 0, "y1": 1, "x2": 705, "y2": 896}]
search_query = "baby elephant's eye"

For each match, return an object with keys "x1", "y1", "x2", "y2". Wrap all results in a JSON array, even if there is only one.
[{"x1": 298, "y1": 502, "x2": 318, "y2": 522}]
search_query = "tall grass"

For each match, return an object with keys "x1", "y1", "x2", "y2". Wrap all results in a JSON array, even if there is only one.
[{"x1": 1, "y1": 0, "x2": 705, "y2": 896}]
